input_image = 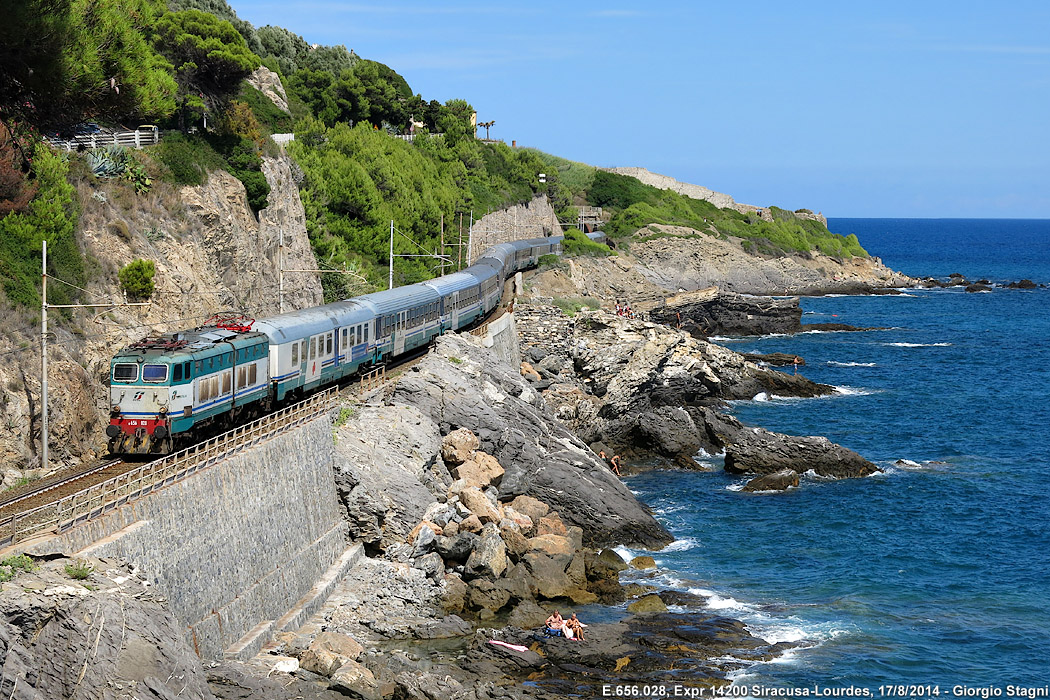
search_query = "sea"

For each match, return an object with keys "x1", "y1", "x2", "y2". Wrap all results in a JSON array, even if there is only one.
[{"x1": 614, "y1": 219, "x2": 1050, "y2": 692}]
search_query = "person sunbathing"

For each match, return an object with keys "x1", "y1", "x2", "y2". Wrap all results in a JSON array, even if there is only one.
[
  {"x1": 545, "y1": 611, "x2": 565, "y2": 637},
  {"x1": 566, "y1": 613, "x2": 587, "y2": 641}
]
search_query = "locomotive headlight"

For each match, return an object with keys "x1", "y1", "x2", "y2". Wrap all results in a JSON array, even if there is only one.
[{"x1": 110, "y1": 405, "x2": 121, "y2": 415}]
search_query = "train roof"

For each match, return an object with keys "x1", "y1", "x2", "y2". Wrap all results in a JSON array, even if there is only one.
[
  {"x1": 253, "y1": 300, "x2": 374, "y2": 342},
  {"x1": 113, "y1": 327, "x2": 267, "y2": 362},
  {"x1": 422, "y1": 272, "x2": 479, "y2": 296},
  {"x1": 355, "y1": 283, "x2": 440, "y2": 316}
]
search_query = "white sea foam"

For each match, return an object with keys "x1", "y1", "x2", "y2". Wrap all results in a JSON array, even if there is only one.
[
  {"x1": 752, "y1": 392, "x2": 770, "y2": 402},
  {"x1": 661, "y1": 537, "x2": 700, "y2": 553},
  {"x1": 833, "y1": 385, "x2": 876, "y2": 396},
  {"x1": 827, "y1": 360, "x2": 877, "y2": 367},
  {"x1": 883, "y1": 341, "x2": 952, "y2": 347},
  {"x1": 725, "y1": 483, "x2": 745, "y2": 492}
]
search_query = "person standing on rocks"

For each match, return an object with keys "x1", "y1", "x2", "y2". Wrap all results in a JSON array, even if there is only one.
[{"x1": 611, "y1": 454, "x2": 622, "y2": 476}]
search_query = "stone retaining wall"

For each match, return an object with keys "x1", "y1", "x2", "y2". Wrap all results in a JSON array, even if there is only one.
[{"x1": 27, "y1": 417, "x2": 348, "y2": 660}]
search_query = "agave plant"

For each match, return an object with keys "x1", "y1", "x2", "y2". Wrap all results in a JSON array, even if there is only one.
[{"x1": 88, "y1": 145, "x2": 130, "y2": 178}]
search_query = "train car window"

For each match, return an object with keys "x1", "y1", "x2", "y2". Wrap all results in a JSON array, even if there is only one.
[
  {"x1": 113, "y1": 363, "x2": 138, "y2": 382},
  {"x1": 237, "y1": 366, "x2": 247, "y2": 389},
  {"x1": 195, "y1": 360, "x2": 202, "y2": 374},
  {"x1": 174, "y1": 365, "x2": 183, "y2": 382},
  {"x1": 185, "y1": 362, "x2": 191, "y2": 378},
  {"x1": 249, "y1": 364, "x2": 257, "y2": 384},
  {"x1": 327, "y1": 333, "x2": 333, "y2": 355},
  {"x1": 200, "y1": 377, "x2": 211, "y2": 403},
  {"x1": 309, "y1": 337, "x2": 316, "y2": 359},
  {"x1": 292, "y1": 342, "x2": 299, "y2": 365},
  {"x1": 364, "y1": 325, "x2": 369, "y2": 343},
  {"x1": 222, "y1": 371, "x2": 231, "y2": 396},
  {"x1": 143, "y1": 364, "x2": 168, "y2": 383},
  {"x1": 342, "y1": 328, "x2": 348, "y2": 350}
]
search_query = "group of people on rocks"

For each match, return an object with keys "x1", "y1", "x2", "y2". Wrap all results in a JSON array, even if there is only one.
[
  {"x1": 544, "y1": 610, "x2": 587, "y2": 641},
  {"x1": 613, "y1": 301, "x2": 637, "y2": 319}
]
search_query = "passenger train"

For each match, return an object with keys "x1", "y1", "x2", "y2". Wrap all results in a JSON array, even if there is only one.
[{"x1": 106, "y1": 230, "x2": 606, "y2": 455}]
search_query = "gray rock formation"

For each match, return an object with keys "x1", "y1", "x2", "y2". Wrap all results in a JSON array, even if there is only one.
[
  {"x1": 648, "y1": 287, "x2": 803, "y2": 337},
  {"x1": 724, "y1": 428, "x2": 880, "y2": 479},
  {"x1": 391, "y1": 333, "x2": 672, "y2": 548},
  {"x1": 0, "y1": 557, "x2": 212, "y2": 700},
  {"x1": 332, "y1": 405, "x2": 447, "y2": 552}
]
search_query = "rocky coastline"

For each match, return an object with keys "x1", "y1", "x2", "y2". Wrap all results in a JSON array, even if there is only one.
[{"x1": 201, "y1": 312, "x2": 876, "y2": 698}]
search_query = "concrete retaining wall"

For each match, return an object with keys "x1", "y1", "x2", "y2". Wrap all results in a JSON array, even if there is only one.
[
  {"x1": 27, "y1": 417, "x2": 347, "y2": 660},
  {"x1": 477, "y1": 313, "x2": 521, "y2": 369}
]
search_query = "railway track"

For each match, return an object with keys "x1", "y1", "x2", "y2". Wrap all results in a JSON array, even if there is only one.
[{"x1": 0, "y1": 459, "x2": 126, "y2": 513}]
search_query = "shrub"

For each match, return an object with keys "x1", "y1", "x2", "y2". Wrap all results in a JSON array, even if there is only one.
[
  {"x1": 0, "y1": 554, "x2": 35, "y2": 582},
  {"x1": 151, "y1": 132, "x2": 225, "y2": 186},
  {"x1": 552, "y1": 296, "x2": 604, "y2": 316},
  {"x1": 562, "y1": 227, "x2": 612, "y2": 257},
  {"x1": 64, "y1": 559, "x2": 94, "y2": 580},
  {"x1": 118, "y1": 259, "x2": 156, "y2": 300}
]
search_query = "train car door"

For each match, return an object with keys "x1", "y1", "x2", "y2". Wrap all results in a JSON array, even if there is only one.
[
  {"x1": 450, "y1": 292, "x2": 460, "y2": 330},
  {"x1": 394, "y1": 311, "x2": 407, "y2": 355},
  {"x1": 306, "y1": 335, "x2": 322, "y2": 383}
]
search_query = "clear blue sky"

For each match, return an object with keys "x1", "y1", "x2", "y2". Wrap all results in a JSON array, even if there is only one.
[{"x1": 233, "y1": 0, "x2": 1050, "y2": 218}]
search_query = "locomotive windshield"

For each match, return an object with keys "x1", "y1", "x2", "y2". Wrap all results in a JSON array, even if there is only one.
[
  {"x1": 142, "y1": 364, "x2": 168, "y2": 383},
  {"x1": 113, "y1": 363, "x2": 138, "y2": 382}
]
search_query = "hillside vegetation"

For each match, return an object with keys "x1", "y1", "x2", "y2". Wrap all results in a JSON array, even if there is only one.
[{"x1": 1, "y1": 0, "x2": 863, "y2": 313}]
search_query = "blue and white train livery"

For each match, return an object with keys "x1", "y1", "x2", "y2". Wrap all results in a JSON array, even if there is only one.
[{"x1": 106, "y1": 230, "x2": 604, "y2": 454}]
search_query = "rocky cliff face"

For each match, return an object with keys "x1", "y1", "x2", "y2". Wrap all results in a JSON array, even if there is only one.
[
  {"x1": 0, "y1": 151, "x2": 321, "y2": 477},
  {"x1": 631, "y1": 224, "x2": 914, "y2": 295},
  {"x1": 0, "y1": 556, "x2": 213, "y2": 700}
]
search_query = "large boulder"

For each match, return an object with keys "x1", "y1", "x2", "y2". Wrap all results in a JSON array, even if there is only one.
[
  {"x1": 464, "y1": 525, "x2": 508, "y2": 579},
  {"x1": 440, "y1": 428, "x2": 479, "y2": 466},
  {"x1": 459, "y1": 487, "x2": 501, "y2": 524},
  {"x1": 743, "y1": 469, "x2": 800, "y2": 492},
  {"x1": 299, "y1": 631, "x2": 364, "y2": 676},
  {"x1": 328, "y1": 660, "x2": 380, "y2": 700},
  {"x1": 391, "y1": 334, "x2": 672, "y2": 548},
  {"x1": 724, "y1": 428, "x2": 880, "y2": 478},
  {"x1": 451, "y1": 451, "x2": 505, "y2": 489},
  {"x1": 0, "y1": 558, "x2": 213, "y2": 700}
]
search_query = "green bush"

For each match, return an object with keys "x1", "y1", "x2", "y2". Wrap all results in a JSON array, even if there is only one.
[
  {"x1": 562, "y1": 227, "x2": 612, "y2": 257},
  {"x1": 552, "y1": 296, "x2": 604, "y2": 316},
  {"x1": 151, "y1": 132, "x2": 225, "y2": 186},
  {"x1": 64, "y1": 559, "x2": 94, "y2": 580},
  {"x1": 119, "y1": 259, "x2": 156, "y2": 300},
  {"x1": 0, "y1": 144, "x2": 82, "y2": 308},
  {"x1": 0, "y1": 554, "x2": 35, "y2": 582}
]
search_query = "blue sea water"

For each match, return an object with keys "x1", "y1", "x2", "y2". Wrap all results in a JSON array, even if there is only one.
[{"x1": 618, "y1": 219, "x2": 1050, "y2": 690}]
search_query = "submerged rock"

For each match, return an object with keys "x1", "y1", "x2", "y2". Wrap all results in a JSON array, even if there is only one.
[{"x1": 743, "y1": 468, "x2": 800, "y2": 492}]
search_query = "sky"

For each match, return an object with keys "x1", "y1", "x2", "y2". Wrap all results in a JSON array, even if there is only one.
[{"x1": 232, "y1": 0, "x2": 1050, "y2": 218}]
